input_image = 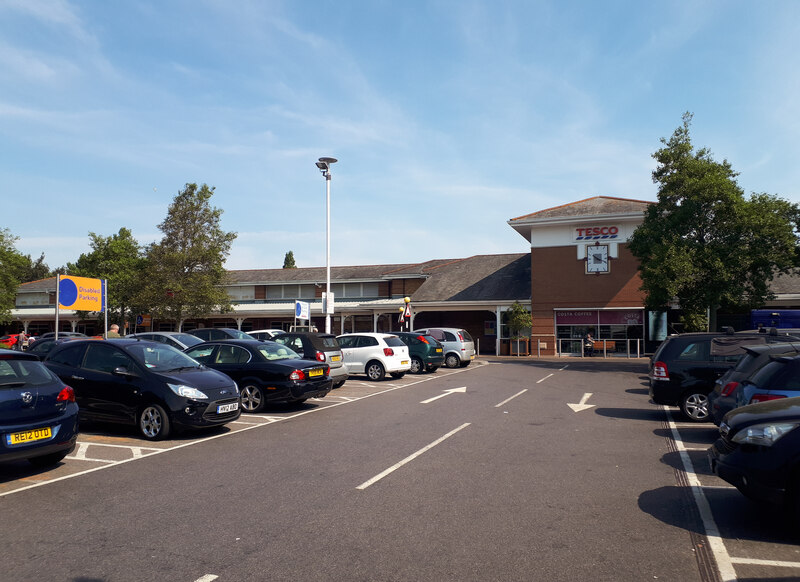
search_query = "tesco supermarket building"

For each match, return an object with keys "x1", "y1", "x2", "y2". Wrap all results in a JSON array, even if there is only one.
[{"x1": 12, "y1": 196, "x2": 671, "y2": 356}]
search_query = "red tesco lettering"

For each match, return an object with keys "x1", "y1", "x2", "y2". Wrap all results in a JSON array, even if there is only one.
[{"x1": 576, "y1": 226, "x2": 618, "y2": 237}]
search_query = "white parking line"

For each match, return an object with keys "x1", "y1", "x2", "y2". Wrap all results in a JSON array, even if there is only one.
[
  {"x1": 356, "y1": 423, "x2": 471, "y2": 490},
  {"x1": 731, "y1": 557, "x2": 800, "y2": 569},
  {"x1": 495, "y1": 389, "x2": 527, "y2": 408},
  {"x1": 663, "y1": 406, "x2": 737, "y2": 582},
  {"x1": 193, "y1": 575, "x2": 218, "y2": 582},
  {"x1": 536, "y1": 373, "x2": 554, "y2": 383}
]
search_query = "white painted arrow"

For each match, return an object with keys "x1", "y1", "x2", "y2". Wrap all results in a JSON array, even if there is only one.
[
  {"x1": 420, "y1": 386, "x2": 467, "y2": 404},
  {"x1": 567, "y1": 392, "x2": 595, "y2": 412}
]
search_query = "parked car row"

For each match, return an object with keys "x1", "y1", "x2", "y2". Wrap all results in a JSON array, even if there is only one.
[
  {"x1": 1, "y1": 327, "x2": 476, "y2": 467},
  {"x1": 649, "y1": 328, "x2": 800, "y2": 521},
  {"x1": 648, "y1": 328, "x2": 800, "y2": 421}
]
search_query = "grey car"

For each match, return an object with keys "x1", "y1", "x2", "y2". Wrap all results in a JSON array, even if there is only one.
[
  {"x1": 126, "y1": 331, "x2": 204, "y2": 350},
  {"x1": 412, "y1": 327, "x2": 476, "y2": 368}
]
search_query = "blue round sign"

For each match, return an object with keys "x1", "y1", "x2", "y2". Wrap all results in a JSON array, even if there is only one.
[
  {"x1": 59, "y1": 278, "x2": 78, "y2": 307},
  {"x1": 295, "y1": 302, "x2": 303, "y2": 317}
]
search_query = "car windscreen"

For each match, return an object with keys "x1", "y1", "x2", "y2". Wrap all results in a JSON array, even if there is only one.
[
  {"x1": 257, "y1": 343, "x2": 300, "y2": 361},
  {"x1": 173, "y1": 334, "x2": 203, "y2": 346},
  {"x1": 384, "y1": 336, "x2": 406, "y2": 348},
  {"x1": 126, "y1": 343, "x2": 201, "y2": 371},
  {"x1": 0, "y1": 359, "x2": 59, "y2": 387},
  {"x1": 229, "y1": 329, "x2": 256, "y2": 340},
  {"x1": 320, "y1": 336, "x2": 340, "y2": 349}
]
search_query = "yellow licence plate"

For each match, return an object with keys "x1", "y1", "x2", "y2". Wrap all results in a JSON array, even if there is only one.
[
  {"x1": 9, "y1": 427, "x2": 52, "y2": 446},
  {"x1": 331, "y1": 355, "x2": 341, "y2": 362},
  {"x1": 435, "y1": 348, "x2": 442, "y2": 353},
  {"x1": 309, "y1": 368, "x2": 323, "y2": 377}
]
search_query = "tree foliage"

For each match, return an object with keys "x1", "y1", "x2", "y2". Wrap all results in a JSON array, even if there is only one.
[
  {"x1": 68, "y1": 228, "x2": 146, "y2": 327},
  {"x1": 0, "y1": 229, "x2": 24, "y2": 324},
  {"x1": 629, "y1": 113, "x2": 800, "y2": 330},
  {"x1": 283, "y1": 251, "x2": 297, "y2": 269},
  {"x1": 506, "y1": 301, "x2": 532, "y2": 338},
  {"x1": 139, "y1": 183, "x2": 237, "y2": 329}
]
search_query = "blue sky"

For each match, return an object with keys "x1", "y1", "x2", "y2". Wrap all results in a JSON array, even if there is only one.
[{"x1": 3, "y1": 1, "x2": 799, "y2": 271}]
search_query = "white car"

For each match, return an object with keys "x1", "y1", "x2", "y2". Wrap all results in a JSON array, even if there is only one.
[
  {"x1": 249, "y1": 329, "x2": 286, "y2": 340},
  {"x1": 336, "y1": 332, "x2": 411, "y2": 381}
]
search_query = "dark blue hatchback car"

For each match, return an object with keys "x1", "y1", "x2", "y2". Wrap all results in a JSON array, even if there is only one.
[{"x1": 0, "y1": 351, "x2": 79, "y2": 467}]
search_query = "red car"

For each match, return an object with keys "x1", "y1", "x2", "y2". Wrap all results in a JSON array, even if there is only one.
[{"x1": 0, "y1": 334, "x2": 22, "y2": 350}]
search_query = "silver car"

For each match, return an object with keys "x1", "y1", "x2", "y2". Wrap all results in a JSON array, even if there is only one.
[{"x1": 412, "y1": 327, "x2": 476, "y2": 368}]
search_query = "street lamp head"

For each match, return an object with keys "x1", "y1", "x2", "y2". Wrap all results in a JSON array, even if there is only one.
[{"x1": 316, "y1": 157, "x2": 338, "y2": 175}]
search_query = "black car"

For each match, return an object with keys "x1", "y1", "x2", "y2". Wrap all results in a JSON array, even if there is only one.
[
  {"x1": 649, "y1": 329, "x2": 800, "y2": 422},
  {"x1": 0, "y1": 351, "x2": 79, "y2": 467},
  {"x1": 44, "y1": 339, "x2": 240, "y2": 440},
  {"x1": 26, "y1": 337, "x2": 82, "y2": 359},
  {"x1": 708, "y1": 342, "x2": 800, "y2": 425},
  {"x1": 39, "y1": 332, "x2": 89, "y2": 340},
  {"x1": 184, "y1": 339, "x2": 332, "y2": 411},
  {"x1": 709, "y1": 396, "x2": 800, "y2": 517},
  {"x1": 270, "y1": 332, "x2": 348, "y2": 388},
  {"x1": 186, "y1": 328, "x2": 255, "y2": 341},
  {"x1": 394, "y1": 332, "x2": 445, "y2": 374}
]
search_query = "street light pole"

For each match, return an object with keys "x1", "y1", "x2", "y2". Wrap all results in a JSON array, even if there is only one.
[{"x1": 316, "y1": 157, "x2": 338, "y2": 334}]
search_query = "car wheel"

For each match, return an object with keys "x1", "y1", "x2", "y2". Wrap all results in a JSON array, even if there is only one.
[
  {"x1": 390, "y1": 372, "x2": 406, "y2": 379},
  {"x1": 410, "y1": 358, "x2": 423, "y2": 374},
  {"x1": 445, "y1": 354, "x2": 461, "y2": 368},
  {"x1": 139, "y1": 403, "x2": 171, "y2": 440},
  {"x1": 428, "y1": 366, "x2": 440, "y2": 373},
  {"x1": 28, "y1": 450, "x2": 69, "y2": 468},
  {"x1": 366, "y1": 361, "x2": 386, "y2": 381},
  {"x1": 680, "y1": 391, "x2": 710, "y2": 422},
  {"x1": 333, "y1": 380, "x2": 346, "y2": 389},
  {"x1": 240, "y1": 383, "x2": 265, "y2": 413}
]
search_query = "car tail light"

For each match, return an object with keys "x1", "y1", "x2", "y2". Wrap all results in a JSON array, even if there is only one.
[
  {"x1": 417, "y1": 335, "x2": 429, "y2": 344},
  {"x1": 457, "y1": 332, "x2": 464, "y2": 341},
  {"x1": 57, "y1": 386, "x2": 76, "y2": 403},
  {"x1": 289, "y1": 370, "x2": 306, "y2": 381},
  {"x1": 651, "y1": 362, "x2": 669, "y2": 381},
  {"x1": 720, "y1": 382, "x2": 739, "y2": 397},
  {"x1": 749, "y1": 394, "x2": 787, "y2": 404},
  {"x1": 383, "y1": 348, "x2": 395, "y2": 356},
  {"x1": 315, "y1": 351, "x2": 326, "y2": 362}
]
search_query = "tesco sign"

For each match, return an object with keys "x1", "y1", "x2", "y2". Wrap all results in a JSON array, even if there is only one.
[{"x1": 575, "y1": 226, "x2": 619, "y2": 240}]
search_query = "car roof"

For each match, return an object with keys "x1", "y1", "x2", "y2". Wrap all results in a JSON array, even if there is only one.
[
  {"x1": 188, "y1": 339, "x2": 269, "y2": 346},
  {"x1": 0, "y1": 351, "x2": 39, "y2": 361},
  {"x1": 337, "y1": 332, "x2": 396, "y2": 337}
]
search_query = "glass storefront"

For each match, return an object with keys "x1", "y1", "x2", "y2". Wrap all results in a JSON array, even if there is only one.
[{"x1": 555, "y1": 309, "x2": 644, "y2": 354}]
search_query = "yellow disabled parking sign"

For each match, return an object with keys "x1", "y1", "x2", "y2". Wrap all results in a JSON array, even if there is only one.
[{"x1": 58, "y1": 275, "x2": 106, "y2": 312}]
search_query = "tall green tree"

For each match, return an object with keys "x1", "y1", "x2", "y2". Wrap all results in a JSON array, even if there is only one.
[
  {"x1": 629, "y1": 113, "x2": 800, "y2": 331},
  {"x1": 0, "y1": 228, "x2": 25, "y2": 324},
  {"x1": 139, "y1": 183, "x2": 237, "y2": 330},
  {"x1": 17, "y1": 252, "x2": 51, "y2": 282},
  {"x1": 283, "y1": 251, "x2": 297, "y2": 269},
  {"x1": 68, "y1": 228, "x2": 147, "y2": 328}
]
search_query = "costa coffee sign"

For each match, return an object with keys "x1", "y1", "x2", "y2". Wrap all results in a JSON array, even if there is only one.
[{"x1": 575, "y1": 225, "x2": 619, "y2": 240}]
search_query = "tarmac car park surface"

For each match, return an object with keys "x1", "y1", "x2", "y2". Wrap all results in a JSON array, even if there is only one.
[{"x1": 3, "y1": 357, "x2": 800, "y2": 581}]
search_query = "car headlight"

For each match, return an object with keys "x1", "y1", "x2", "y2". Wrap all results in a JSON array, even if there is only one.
[
  {"x1": 168, "y1": 383, "x2": 209, "y2": 400},
  {"x1": 232, "y1": 382, "x2": 239, "y2": 395},
  {"x1": 731, "y1": 422, "x2": 800, "y2": 447}
]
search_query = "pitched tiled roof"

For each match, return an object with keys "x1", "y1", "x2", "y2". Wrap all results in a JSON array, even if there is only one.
[
  {"x1": 412, "y1": 254, "x2": 530, "y2": 302},
  {"x1": 509, "y1": 196, "x2": 653, "y2": 222}
]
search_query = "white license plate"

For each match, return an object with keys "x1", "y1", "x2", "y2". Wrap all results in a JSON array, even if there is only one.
[{"x1": 217, "y1": 402, "x2": 239, "y2": 413}]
